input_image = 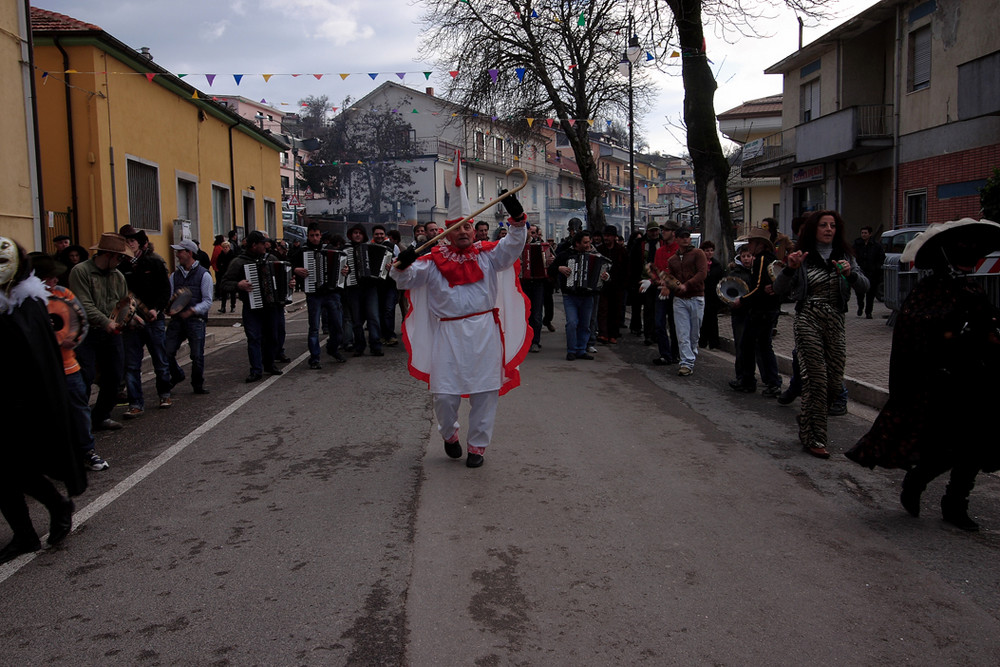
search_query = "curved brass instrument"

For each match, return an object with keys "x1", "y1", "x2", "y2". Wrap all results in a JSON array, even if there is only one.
[
  {"x1": 716, "y1": 276, "x2": 750, "y2": 305},
  {"x1": 767, "y1": 260, "x2": 786, "y2": 282}
]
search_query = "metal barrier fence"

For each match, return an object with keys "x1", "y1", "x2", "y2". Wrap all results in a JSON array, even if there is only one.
[{"x1": 883, "y1": 253, "x2": 1000, "y2": 313}]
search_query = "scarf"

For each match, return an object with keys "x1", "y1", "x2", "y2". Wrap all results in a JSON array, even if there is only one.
[{"x1": 429, "y1": 240, "x2": 499, "y2": 287}]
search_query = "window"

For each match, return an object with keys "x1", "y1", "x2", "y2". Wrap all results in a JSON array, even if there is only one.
[
  {"x1": 496, "y1": 178, "x2": 505, "y2": 197},
  {"x1": 211, "y1": 184, "x2": 231, "y2": 237},
  {"x1": 126, "y1": 157, "x2": 161, "y2": 232},
  {"x1": 801, "y1": 78, "x2": 820, "y2": 122},
  {"x1": 909, "y1": 25, "x2": 931, "y2": 92},
  {"x1": 475, "y1": 131, "x2": 486, "y2": 160},
  {"x1": 512, "y1": 143, "x2": 521, "y2": 163},
  {"x1": 532, "y1": 185, "x2": 537, "y2": 206},
  {"x1": 495, "y1": 137, "x2": 505, "y2": 165},
  {"x1": 476, "y1": 174, "x2": 486, "y2": 202},
  {"x1": 243, "y1": 194, "x2": 256, "y2": 233},
  {"x1": 905, "y1": 190, "x2": 927, "y2": 226},
  {"x1": 176, "y1": 175, "x2": 198, "y2": 226},
  {"x1": 264, "y1": 199, "x2": 277, "y2": 238}
]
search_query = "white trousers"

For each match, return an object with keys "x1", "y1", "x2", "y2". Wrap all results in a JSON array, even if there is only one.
[{"x1": 432, "y1": 390, "x2": 499, "y2": 448}]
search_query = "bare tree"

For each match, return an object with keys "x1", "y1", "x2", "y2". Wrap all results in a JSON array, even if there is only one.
[
  {"x1": 420, "y1": 0, "x2": 669, "y2": 231},
  {"x1": 304, "y1": 100, "x2": 425, "y2": 221}
]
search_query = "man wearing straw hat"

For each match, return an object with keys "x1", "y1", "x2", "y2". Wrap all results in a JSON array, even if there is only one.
[
  {"x1": 69, "y1": 232, "x2": 132, "y2": 432},
  {"x1": 390, "y1": 151, "x2": 530, "y2": 469}
]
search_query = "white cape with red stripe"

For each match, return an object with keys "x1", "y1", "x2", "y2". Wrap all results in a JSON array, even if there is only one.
[{"x1": 390, "y1": 225, "x2": 531, "y2": 396}]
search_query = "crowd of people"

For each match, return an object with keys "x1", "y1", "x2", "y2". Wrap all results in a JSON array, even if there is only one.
[{"x1": 3, "y1": 204, "x2": 998, "y2": 563}]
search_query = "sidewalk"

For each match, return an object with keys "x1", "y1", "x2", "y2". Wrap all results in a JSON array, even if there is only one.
[{"x1": 715, "y1": 298, "x2": 893, "y2": 409}]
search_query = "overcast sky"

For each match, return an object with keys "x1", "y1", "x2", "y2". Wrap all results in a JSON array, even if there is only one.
[{"x1": 35, "y1": 0, "x2": 879, "y2": 156}]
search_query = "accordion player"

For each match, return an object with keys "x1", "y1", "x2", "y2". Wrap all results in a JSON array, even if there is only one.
[
  {"x1": 302, "y1": 249, "x2": 348, "y2": 293},
  {"x1": 345, "y1": 242, "x2": 393, "y2": 286},
  {"x1": 563, "y1": 253, "x2": 611, "y2": 293},
  {"x1": 243, "y1": 260, "x2": 293, "y2": 309}
]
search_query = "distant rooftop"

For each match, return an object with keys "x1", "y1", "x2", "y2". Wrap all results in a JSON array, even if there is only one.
[
  {"x1": 718, "y1": 95, "x2": 782, "y2": 120},
  {"x1": 30, "y1": 7, "x2": 102, "y2": 32}
]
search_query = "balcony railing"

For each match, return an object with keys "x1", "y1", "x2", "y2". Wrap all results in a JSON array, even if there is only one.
[
  {"x1": 741, "y1": 129, "x2": 797, "y2": 176},
  {"x1": 856, "y1": 104, "x2": 892, "y2": 137}
]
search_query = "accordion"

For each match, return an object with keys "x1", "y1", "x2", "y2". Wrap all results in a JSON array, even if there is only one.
[
  {"x1": 565, "y1": 253, "x2": 611, "y2": 293},
  {"x1": 345, "y1": 242, "x2": 393, "y2": 286},
  {"x1": 520, "y1": 242, "x2": 552, "y2": 280},
  {"x1": 303, "y1": 249, "x2": 348, "y2": 293},
  {"x1": 244, "y1": 260, "x2": 293, "y2": 309}
]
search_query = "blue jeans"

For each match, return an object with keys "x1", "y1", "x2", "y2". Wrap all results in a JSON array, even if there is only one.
[
  {"x1": 123, "y1": 318, "x2": 171, "y2": 409},
  {"x1": 654, "y1": 295, "x2": 675, "y2": 361},
  {"x1": 307, "y1": 291, "x2": 343, "y2": 361},
  {"x1": 165, "y1": 316, "x2": 207, "y2": 390},
  {"x1": 344, "y1": 283, "x2": 382, "y2": 353},
  {"x1": 563, "y1": 293, "x2": 594, "y2": 356},
  {"x1": 242, "y1": 306, "x2": 279, "y2": 374},
  {"x1": 379, "y1": 280, "x2": 398, "y2": 340},
  {"x1": 523, "y1": 279, "x2": 545, "y2": 346},
  {"x1": 75, "y1": 328, "x2": 124, "y2": 424},
  {"x1": 673, "y1": 296, "x2": 705, "y2": 369},
  {"x1": 65, "y1": 370, "x2": 95, "y2": 454}
]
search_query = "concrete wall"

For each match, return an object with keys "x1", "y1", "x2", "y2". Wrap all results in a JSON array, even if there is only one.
[{"x1": 1, "y1": 0, "x2": 39, "y2": 248}]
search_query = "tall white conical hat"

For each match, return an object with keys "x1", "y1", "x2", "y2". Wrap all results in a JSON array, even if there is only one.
[{"x1": 445, "y1": 149, "x2": 472, "y2": 225}]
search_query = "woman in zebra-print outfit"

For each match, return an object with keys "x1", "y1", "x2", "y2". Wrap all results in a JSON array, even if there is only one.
[{"x1": 773, "y1": 211, "x2": 868, "y2": 459}]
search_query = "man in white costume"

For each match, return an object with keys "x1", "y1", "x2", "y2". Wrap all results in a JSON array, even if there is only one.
[{"x1": 391, "y1": 152, "x2": 530, "y2": 468}]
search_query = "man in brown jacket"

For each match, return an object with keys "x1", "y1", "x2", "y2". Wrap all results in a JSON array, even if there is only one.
[{"x1": 666, "y1": 229, "x2": 708, "y2": 376}]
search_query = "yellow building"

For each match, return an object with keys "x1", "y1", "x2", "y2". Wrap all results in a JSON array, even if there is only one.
[
  {"x1": 1, "y1": 0, "x2": 40, "y2": 248},
  {"x1": 30, "y1": 7, "x2": 285, "y2": 264}
]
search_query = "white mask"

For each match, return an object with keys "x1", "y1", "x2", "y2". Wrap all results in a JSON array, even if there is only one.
[{"x1": 0, "y1": 237, "x2": 19, "y2": 287}]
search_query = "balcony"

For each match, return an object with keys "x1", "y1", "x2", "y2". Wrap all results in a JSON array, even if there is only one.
[
  {"x1": 741, "y1": 129, "x2": 797, "y2": 177},
  {"x1": 795, "y1": 104, "x2": 893, "y2": 163},
  {"x1": 548, "y1": 197, "x2": 586, "y2": 211}
]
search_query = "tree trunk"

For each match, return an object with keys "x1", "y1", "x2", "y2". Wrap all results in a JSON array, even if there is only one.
[
  {"x1": 671, "y1": 0, "x2": 734, "y2": 264},
  {"x1": 565, "y1": 122, "x2": 607, "y2": 232}
]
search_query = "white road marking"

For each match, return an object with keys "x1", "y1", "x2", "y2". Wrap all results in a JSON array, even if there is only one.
[{"x1": 0, "y1": 349, "x2": 310, "y2": 584}]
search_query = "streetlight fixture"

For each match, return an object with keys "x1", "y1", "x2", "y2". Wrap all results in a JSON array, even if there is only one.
[{"x1": 618, "y1": 24, "x2": 643, "y2": 238}]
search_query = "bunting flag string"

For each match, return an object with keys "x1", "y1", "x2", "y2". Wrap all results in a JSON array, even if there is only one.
[{"x1": 35, "y1": 66, "x2": 647, "y2": 130}]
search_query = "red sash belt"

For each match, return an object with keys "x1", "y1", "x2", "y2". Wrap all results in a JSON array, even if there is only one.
[{"x1": 439, "y1": 308, "x2": 506, "y2": 371}]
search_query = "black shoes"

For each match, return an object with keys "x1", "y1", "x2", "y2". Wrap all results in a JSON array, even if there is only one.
[
  {"x1": 48, "y1": 499, "x2": 74, "y2": 545},
  {"x1": 0, "y1": 535, "x2": 41, "y2": 564},
  {"x1": 942, "y1": 496, "x2": 979, "y2": 531},
  {"x1": 353, "y1": 350, "x2": 365, "y2": 357},
  {"x1": 371, "y1": 349, "x2": 384, "y2": 357},
  {"x1": 466, "y1": 453, "x2": 484, "y2": 468},
  {"x1": 308, "y1": 360, "x2": 322, "y2": 370},
  {"x1": 761, "y1": 385, "x2": 782, "y2": 398},
  {"x1": 245, "y1": 373, "x2": 263, "y2": 383},
  {"x1": 193, "y1": 387, "x2": 210, "y2": 395},
  {"x1": 444, "y1": 439, "x2": 463, "y2": 459},
  {"x1": 275, "y1": 355, "x2": 292, "y2": 364},
  {"x1": 777, "y1": 388, "x2": 799, "y2": 405},
  {"x1": 566, "y1": 353, "x2": 576, "y2": 361},
  {"x1": 577, "y1": 353, "x2": 594, "y2": 360},
  {"x1": 265, "y1": 367, "x2": 283, "y2": 376},
  {"x1": 729, "y1": 379, "x2": 756, "y2": 393}
]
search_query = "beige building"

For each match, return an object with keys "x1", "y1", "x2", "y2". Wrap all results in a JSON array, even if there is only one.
[
  {"x1": 743, "y1": 0, "x2": 1000, "y2": 238},
  {"x1": 30, "y1": 7, "x2": 286, "y2": 262},
  {"x1": 1, "y1": 0, "x2": 41, "y2": 249},
  {"x1": 718, "y1": 95, "x2": 782, "y2": 236}
]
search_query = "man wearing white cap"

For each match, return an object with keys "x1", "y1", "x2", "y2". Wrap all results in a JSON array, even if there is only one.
[
  {"x1": 391, "y1": 151, "x2": 530, "y2": 468},
  {"x1": 164, "y1": 239, "x2": 214, "y2": 396}
]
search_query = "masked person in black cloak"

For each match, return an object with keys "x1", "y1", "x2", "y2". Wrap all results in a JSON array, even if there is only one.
[
  {"x1": 0, "y1": 238, "x2": 87, "y2": 563},
  {"x1": 846, "y1": 218, "x2": 1000, "y2": 531}
]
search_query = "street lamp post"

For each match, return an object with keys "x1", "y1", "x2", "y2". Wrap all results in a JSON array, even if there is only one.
[{"x1": 619, "y1": 23, "x2": 642, "y2": 238}]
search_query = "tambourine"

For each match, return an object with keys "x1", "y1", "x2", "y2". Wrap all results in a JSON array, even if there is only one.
[
  {"x1": 110, "y1": 295, "x2": 137, "y2": 327},
  {"x1": 767, "y1": 260, "x2": 786, "y2": 282},
  {"x1": 166, "y1": 288, "x2": 192, "y2": 316},
  {"x1": 48, "y1": 293, "x2": 88, "y2": 349},
  {"x1": 716, "y1": 276, "x2": 749, "y2": 305}
]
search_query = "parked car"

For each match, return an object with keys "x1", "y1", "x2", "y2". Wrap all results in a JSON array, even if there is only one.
[
  {"x1": 281, "y1": 223, "x2": 307, "y2": 246},
  {"x1": 879, "y1": 226, "x2": 925, "y2": 257}
]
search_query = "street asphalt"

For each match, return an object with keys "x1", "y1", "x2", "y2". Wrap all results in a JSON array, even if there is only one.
[{"x1": 1, "y1": 291, "x2": 997, "y2": 665}]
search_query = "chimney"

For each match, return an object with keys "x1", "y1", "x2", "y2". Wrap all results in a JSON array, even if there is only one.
[
  {"x1": 139, "y1": 46, "x2": 153, "y2": 60},
  {"x1": 425, "y1": 87, "x2": 434, "y2": 97}
]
